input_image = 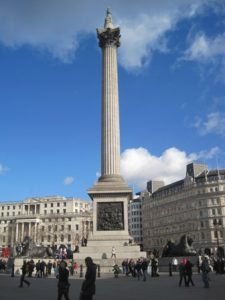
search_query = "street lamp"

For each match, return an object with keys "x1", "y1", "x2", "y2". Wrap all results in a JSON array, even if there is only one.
[{"x1": 213, "y1": 219, "x2": 222, "y2": 247}]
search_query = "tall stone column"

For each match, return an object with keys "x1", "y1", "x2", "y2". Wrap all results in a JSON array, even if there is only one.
[{"x1": 97, "y1": 9, "x2": 123, "y2": 183}]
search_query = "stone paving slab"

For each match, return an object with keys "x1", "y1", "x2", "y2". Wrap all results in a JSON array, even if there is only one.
[{"x1": 0, "y1": 273, "x2": 225, "y2": 300}]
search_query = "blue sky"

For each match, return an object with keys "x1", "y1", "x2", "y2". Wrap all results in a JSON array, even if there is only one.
[{"x1": 0, "y1": 0, "x2": 225, "y2": 202}]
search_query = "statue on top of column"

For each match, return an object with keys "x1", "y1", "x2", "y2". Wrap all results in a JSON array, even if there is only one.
[{"x1": 97, "y1": 9, "x2": 120, "y2": 48}]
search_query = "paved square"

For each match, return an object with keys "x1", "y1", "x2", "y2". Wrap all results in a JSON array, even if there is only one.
[{"x1": 0, "y1": 273, "x2": 225, "y2": 300}]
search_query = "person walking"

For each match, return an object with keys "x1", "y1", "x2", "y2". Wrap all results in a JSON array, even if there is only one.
[
  {"x1": 178, "y1": 259, "x2": 187, "y2": 287},
  {"x1": 57, "y1": 260, "x2": 70, "y2": 300},
  {"x1": 185, "y1": 259, "x2": 194, "y2": 287},
  {"x1": 141, "y1": 258, "x2": 148, "y2": 281},
  {"x1": 111, "y1": 246, "x2": 116, "y2": 259},
  {"x1": 79, "y1": 257, "x2": 96, "y2": 300},
  {"x1": 135, "y1": 259, "x2": 142, "y2": 280},
  {"x1": 19, "y1": 260, "x2": 30, "y2": 288},
  {"x1": 201, "y1": 255, "x2": 211, "y2": 288}
]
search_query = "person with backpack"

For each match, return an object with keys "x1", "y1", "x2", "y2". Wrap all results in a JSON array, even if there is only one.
[{"x1": 201, "y1": 255, "x2": 211, "y2": 288}]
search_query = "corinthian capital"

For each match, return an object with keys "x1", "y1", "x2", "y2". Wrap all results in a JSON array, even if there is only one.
[{"x1": 97, "y1": 27, "x2": 121, "y2": 48}]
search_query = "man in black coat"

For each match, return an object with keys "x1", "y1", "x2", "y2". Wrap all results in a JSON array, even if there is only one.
[
  {"x1": 19, "y1": 260, "x2": 30, "y2": 288},
  {"x1": 79, "y1": 257, "x2": 96, "y2": 300},
  {"x1": 57, "y1": 260, "x2": 70, "y2": 300}
]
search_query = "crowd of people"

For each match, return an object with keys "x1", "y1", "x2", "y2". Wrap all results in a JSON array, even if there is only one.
[
  {"x1": 119, "y1": 256, "x2": 159, "y2": 279},
  {"x1": 16, "y1": 259, "x2": 80, "y2": 279},
  {"x1": 17, "y1": 257, "x2": 96, "y2": 300}
]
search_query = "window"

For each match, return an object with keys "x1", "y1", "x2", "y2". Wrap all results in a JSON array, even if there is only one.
[
  {"x1": 68, "y1": 225, "x2": 71, "y2": 231},
  {"x1": 51, "y1": 210, "x2": 53, "y2": 214},
  {"x1": 55, "y1": 225, "x2": 57, "y2": 231},
  {"x1": 68, "y1": 234, "x2": 71, "y2": 242},
  {"x1": 42, "y1": 226, "x2": 45, "y2": 232},
  {"x1": 61, "y1": 225, "x2": 64, "y2": 230},
  {"x1": 51, "y1": 203, "x2": 53, "y2": 207},
  {"x1": 48, "y1": 225, "x2": 51, "y2": 231},
  {"x1": 45, "y1": 204, "x2": 47, "y2": 208},
  {"x1": 48, "y1": 235, "x2": 51, "y2": 242},
  {"x1": 64, "y1": 202, "x2": 66, "y2": 207},
  {"x1": 217, "y1": 208, "x2": 222, "y2": 215},
  {"x1": 57, "y1": 203, "x2": 60, "y2": 207},
  {"x1": 63, "y1": 209, "x2": 66, "y2": 214},
  {"x1": 13, "y1": 206, "x2": 15, "y2": 210},
  {"x1": 44, "y1": 210, "x2": 47, "y2": 215},
  {"x1": 76, "y1": 224, "x2": 79, "y2": 230},
  {"x1": 212, "y1": 209, "x2": 216, "y2": 215},
  {"x1": 4, "y1": 227, "x2": 6, "y2": 232},
  {"x1": 61, "y1": 235, "x2": 64, "y2": 242},
  {"x1": 57, "y1": 209, "x2": 60, "y2": 214},
  {"x1": 8, "y1": 206, "x2": 10, "y2": 210},
  {"x1": 2, "y1": 206, "x2": 4, "y2": 210}
]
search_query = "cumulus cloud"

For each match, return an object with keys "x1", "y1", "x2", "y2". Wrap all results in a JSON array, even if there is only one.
[
  {"x1": 184, "y1": 33, "x2": 225, "y2": 62},
  {"x1": 120, "y1": 146, "x2": 219, "y2": 190},
  {"x1": 0, "y1": 0, "x2": 210, "y2": 70},
  {"x1": 63, "y1": 176, "x2": 74, "y2": 185},
  {"x1": 194, "y1": 112, "x2": 225, "y2": 136}
]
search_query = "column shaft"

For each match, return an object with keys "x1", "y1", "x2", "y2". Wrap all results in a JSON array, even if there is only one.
[{"x1": 101, "y1": 45, "x2": 120, "y2": 177}]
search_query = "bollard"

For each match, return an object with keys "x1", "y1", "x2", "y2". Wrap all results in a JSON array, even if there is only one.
[
  {"x1": 97, "y1": 264, "x2": 101, "y2": 278},
  {"x1": 169, "y1": 262, "x2": 172, "y2": 277},
  {"x1": 80, "y1": 264, "x2": 83, "y2": 278}
]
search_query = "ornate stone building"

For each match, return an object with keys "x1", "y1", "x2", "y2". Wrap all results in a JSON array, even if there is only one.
[
  {"x1": 0, "y1": 196, "x2": 92, "y2": 250},
  {"x1": 142, "y1": 163, "x2": 225, "y2": 254}
]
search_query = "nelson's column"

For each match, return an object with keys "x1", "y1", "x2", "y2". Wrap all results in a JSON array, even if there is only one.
[{"x1": 75, "y1": 9, "x2": 145, "y2": 266}]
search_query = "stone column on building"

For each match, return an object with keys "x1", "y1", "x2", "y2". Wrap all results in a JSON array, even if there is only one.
[
  {"x1": 34, "y1": 222, "x2": 37, "y2": 243},
  {"x1": 15, "y1": 223, "x2": 19, "y2": 242},
  {"x1": 21, "y1": 223, "x2": 24, "y2": 242},
  {"x1": 28, "y1": 222, "x2": 31, "y2": 237}
]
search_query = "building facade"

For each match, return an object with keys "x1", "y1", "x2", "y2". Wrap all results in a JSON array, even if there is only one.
[
  {"x1": 142, "y1": 163, "x2": 225, "y2": 254},
  {"x1": 0, "y1": 196, "x2": 93, "y2": 250},
  {"x1": 128, "y1": 195, "x2": 144, "y2": 246}
]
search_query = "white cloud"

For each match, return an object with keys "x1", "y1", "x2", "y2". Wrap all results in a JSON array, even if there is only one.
[
  {"x1": 63, "y1": 176, "x2": 74, "y2": 185},
  {"x1": 184, "y1": 33, "x2": 225, "y2": 62},
  {"x1": 0, "y1": 0, "x2": 210, "y2": 70},
  {"x1": 120, "y1": 146, "x2": 219, "y2": 190},
  {"x1": 0, "y1": 164, "x2": 8, "y2": 175},
  {"x1": 194, "y1": 112, "x2": 225, "y2": 136}
]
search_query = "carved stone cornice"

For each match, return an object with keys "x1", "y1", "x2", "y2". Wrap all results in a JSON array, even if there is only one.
[{"x1": 97, "y1": 27, "x2": 121, "y2": 48}]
